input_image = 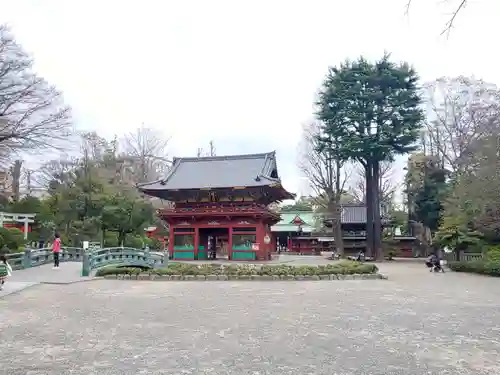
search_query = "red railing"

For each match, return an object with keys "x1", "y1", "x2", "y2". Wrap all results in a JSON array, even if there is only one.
[{"x1": 159, "y1": 203, "x2": 278, "y2": 214}]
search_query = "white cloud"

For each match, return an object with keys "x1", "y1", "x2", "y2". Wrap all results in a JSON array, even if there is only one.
[{"x1": 1, "y1": 0, "x2": 499, "y2": 196}]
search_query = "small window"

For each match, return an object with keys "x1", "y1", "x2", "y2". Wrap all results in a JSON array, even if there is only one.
[
  {"x1": 174, "y1": 234, "x2": 194, "y2": 247},
  {"x1": 270, "y1": 169, "x2": 278, "y2": 179},
  {"x1": 232, "y1": 234, "x2": 256, "y2": 250}
]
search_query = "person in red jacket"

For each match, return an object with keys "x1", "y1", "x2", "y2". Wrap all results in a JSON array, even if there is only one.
[{"x1": 52, "y1": 233, "x2": 61, "y2": 269}]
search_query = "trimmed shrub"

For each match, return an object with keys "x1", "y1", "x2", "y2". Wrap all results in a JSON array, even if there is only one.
[
  {"x1": 103, "y1": 232, "x2": 119, "y2": 247},
  {"x1": 150, "y1": 237, "x2": 163, "y2": 250},
  {"x1": 0, "y1": 227, "x2": 25, "y2": 252},
  {"x1": 123, "y1": 235, "x2": 143, "y2": 249},
  {"x1": 448, "y1": 260, "x2": 500, "y2": 277},
  {"x1": 99, "y1": 261, "x2": 379, "y2": 278},
  {"x1": 95, "y1": 266, "x2": 145, "y2": 277},
  {"x1": 485, "y1": 245, "x2": 500, "y2": 263}
]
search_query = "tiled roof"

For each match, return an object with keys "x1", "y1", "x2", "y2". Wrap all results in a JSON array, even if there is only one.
[
  {"x1": 138, "y1": 152, "x2": 290, "y2": 192},
  {"x1": 271, "y1": 205, "x2": 388, "y2": 232},
  {"x1": 325, "y1": 204, "x2": 389, "y2": 224},
  {"x1": 274, "y1": 211, "x2": 316, "y2": 226},
  {"x1": 341, "y1": 204, "x2": 367, "y2": 224},
  {"x1": 271, "y1": 211, "x2": 316, "y2": 232}
]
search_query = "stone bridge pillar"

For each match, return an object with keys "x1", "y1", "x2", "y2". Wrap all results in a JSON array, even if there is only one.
[{"x1": 81, "y1": 251, "x2": 90, "y2": 277}]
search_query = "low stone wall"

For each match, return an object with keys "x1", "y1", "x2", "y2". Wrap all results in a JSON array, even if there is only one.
[{"x1": 103, "y1": 273, "x2": 388, "y2": 281}]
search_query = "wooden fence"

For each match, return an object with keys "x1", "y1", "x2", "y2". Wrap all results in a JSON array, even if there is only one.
[{"x1": 443, "y1": 252, "x2": 483, "y2": 262}]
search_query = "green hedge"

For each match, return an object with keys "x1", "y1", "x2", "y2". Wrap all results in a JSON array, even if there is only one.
[
  {"x1": 95, "y1": 267, "x2": 147, "y2": 277},
  {"x1": 95, "y1": 261, "x2": 378, "y2": 277},
  {"x1": 448, "y1": 260, "x2": 500, "y2": 277},
  {"x1": 485, "y1": 245, "x2": 500, "y2": 263},
  {"x1": 0, "y1": 227, "x2": 25, "y2": 252}
]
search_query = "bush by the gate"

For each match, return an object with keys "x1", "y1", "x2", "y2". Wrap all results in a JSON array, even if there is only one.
[
  {"x1": 448, "y1": 260, "x2": 500, "y2": 276},
  {"x1": 95, "y1": 261, "x2": 378, "y2": 278}
]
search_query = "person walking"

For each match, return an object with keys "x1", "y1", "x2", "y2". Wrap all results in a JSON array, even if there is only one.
[
  {"x1": 0, "y1": 255, "x2": 12, "y2": 290},
  {"x1": 52, "y1": 233, "x2": 62, "y2": 269}
]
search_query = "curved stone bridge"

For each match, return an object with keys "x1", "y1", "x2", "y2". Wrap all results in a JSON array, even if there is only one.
[{"x1": 1, "y1": 246, "x2": 167, "y2": 297}]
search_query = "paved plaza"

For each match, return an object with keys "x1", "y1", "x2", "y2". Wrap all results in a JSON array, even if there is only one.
[{"x1": 1, "y1": 261, "x2": 500, "y2": 374}]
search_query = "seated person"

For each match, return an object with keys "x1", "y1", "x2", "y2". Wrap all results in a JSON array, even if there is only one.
[{"x1": 426, "y1": 254, "x2": 438, "y2": 268}]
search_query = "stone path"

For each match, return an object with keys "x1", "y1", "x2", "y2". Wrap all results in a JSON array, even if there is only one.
[
  {"x1": 2, "y1": 262, "x2": 500, "y2": 374},
  {"x1": 0, "y1": 281, "x2": 39, "y2": 297},
  {"x1": 8, "y1": 262, "x2": 88, "y2": 283},
  {"x1": 0, "y1": 255, "x2": 423, "y2": 298},
  {"x1": 0, "y1": 262, "x2": 92, "y2": 298}
]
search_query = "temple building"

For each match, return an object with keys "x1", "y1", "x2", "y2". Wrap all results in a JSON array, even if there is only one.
[
  {"x1": 270, "y1": 211, "x2": 317, "y2": 253},
  {"x1": 270, "y1": 205, "x2": 405, "y2": 255},
  {"x1": 138, "y1": 152, "x2": 294, "y2": 261}
]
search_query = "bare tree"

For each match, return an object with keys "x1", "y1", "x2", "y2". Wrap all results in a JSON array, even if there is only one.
[
  {"x1": 120, "y1": 125, "x2": 171, "y2": 183},
  {"x1": 421, "y1": 76, "x2": 500, "y2": 174},
  {"x1": 204, "y1": 140, "x2": 216, "y2": 157},
  {"x1": 196, "y1": 140, "x2": 216, "y2": 157},
  {"x1": 31, "y1": 159, "x2": 77, "y2": 189},
  {"x1": 0, "y1": 25, "x2": 72, "y2": 157},
  {"x1": 298, "y1": 121, "x2": 351, "y2": 255},
  {"x1": 443, "y1": 133, "x2": 500, "y2": 241},
  {"x1": 405, "y1": 0, "x2": 468, "y2": 35},
  {"x1": 349, "y1": 160, "x2": 398, "y2": 207},
  {"x1": 29, "y1": 132, "x2": 107, "y2": 192}
]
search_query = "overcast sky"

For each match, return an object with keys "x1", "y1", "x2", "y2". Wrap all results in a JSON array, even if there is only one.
[{"x1": 1, "y1": 0, "x2": 499, "y2": 198}]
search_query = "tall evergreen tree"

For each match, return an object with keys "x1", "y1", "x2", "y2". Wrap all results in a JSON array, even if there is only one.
[
  {"x1": 406, "y1": 154, "x2": 447, "y2": 233},
  {"x1": 316, "y1": 54, "x2": 424, "y2": 259}
]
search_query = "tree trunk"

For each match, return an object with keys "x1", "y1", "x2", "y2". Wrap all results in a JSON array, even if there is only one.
[
  {"x1": 330, "y1": 198, "x2": 344, "y2": 256},
  {"x1": 333, "y1": 158, "x2": 344, "y2": 256},
  {"x1": 365, "y1": 160, "x2": 374, "y2": 258},
  {"x1": 101, "y1": 229, "x2": 106, "y2": 248},
  {"x1": 118, "y1": 232, "x2": 126, "y2": 247},
  {"x1": 372, "y1": 159, "x2": 383, "y2": 260}
]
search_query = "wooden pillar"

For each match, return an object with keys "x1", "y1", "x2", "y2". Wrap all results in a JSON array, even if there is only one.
[
  {"x1": 168, "y1": 225, "x2": 174, "y2": 257},
  {"x1": 255, "y1": 221, "x2": 264, "y2": 260},
  {"x1": 228, "y1": 226, "x2": 233, "y2": 260},
  {"x1": 194, "y1": 226, "x2": 199, "y2": 260},
  {"x1": 23, "y1": 219, "x2": 29, "y2": 240}
]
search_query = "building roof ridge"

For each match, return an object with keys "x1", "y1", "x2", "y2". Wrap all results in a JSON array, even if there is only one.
[
  {"x1": 173, "y1": 151, "x2": 274, "y2": 163},
  {"x1": 257, "y1": 174, "x2": 280, "y2": 184}
]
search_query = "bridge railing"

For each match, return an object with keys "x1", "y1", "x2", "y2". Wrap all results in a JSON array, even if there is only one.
[
  {"x1": 5, "y1": 247, "x2": 84, "y2": 270},
  {"x1": 82, "y1": 247, "x2": 165, "y2": 273},
  {"x1": 4, "y1": 246, "x2": 167, "y2": 276},
  {"x1": 82, "y1": 247, "x2": 166, "y2": 276}
]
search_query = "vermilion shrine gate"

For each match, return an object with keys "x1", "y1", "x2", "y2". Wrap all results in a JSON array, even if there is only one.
[
  {"x1": 0, "y1": 212, "x2": 35, "y2": 240},
  {"x1": 138, "y1": 152, "x2": 294, "y2": 261}
]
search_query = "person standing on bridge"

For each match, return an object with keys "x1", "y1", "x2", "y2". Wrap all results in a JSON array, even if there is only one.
[
  {"x1": 0, "y1": 254, "x2": 12, "y2": 290},
  {"x1": 52, "y1": 233, "x2": 62, "y2": 269}
]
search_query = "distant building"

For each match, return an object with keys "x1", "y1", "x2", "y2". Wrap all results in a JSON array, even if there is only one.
[
  {"x1": 271, "y1": 205, "x2": 396, "y2": 255},
  {"x1": 0, "y1": 166, "x2": 13, "y2": 198}
]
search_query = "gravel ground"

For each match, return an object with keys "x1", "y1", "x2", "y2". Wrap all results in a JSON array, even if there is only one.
[{"x1": 1, "y1": 262, "x2": 500, "y2": 375}]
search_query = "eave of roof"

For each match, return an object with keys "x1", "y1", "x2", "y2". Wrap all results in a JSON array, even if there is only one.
[{"x1": 137, "y1": 151, "x2": 295, "y2": 201}]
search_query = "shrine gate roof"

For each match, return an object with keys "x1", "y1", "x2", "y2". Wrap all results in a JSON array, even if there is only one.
[
  {"x1": 138, "y1": 151, "x2": 292, "y2": 194},
  {"x1": 271, "y1": 211, "x2": 316, "y2": 233}
]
